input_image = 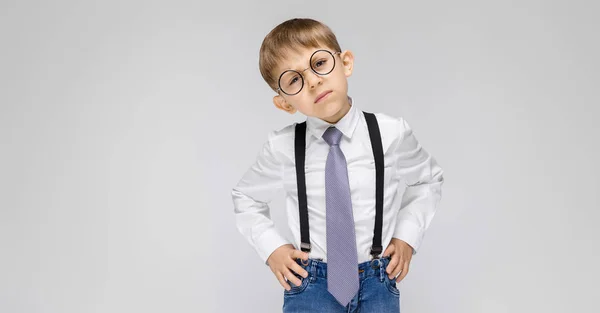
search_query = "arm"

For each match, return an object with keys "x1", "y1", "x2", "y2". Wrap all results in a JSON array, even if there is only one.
[
  {"x1": 392, "y1": 117, "x2": 444, "y2": 255},
  {"x1": 231, "y1": 130, "x2": 291, "y2": 266}
]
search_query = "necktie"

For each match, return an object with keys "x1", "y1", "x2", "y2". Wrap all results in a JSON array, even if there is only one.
[{"x1": 322, "y1": 126, "x2": 359, "y2": 307}]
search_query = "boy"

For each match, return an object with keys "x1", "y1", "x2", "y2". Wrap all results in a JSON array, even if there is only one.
[{"x1": 231, "y1": 18, "x2": 444, "y2": 312}]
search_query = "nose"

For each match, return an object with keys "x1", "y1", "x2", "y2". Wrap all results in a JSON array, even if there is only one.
[{"x1": 303, "y1": 70, "x2": 322, "y2": 89}]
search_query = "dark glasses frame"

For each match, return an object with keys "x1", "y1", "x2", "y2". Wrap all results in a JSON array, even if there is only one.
[{"x1": 275, "y1": 50, "x2": 342, "y2": 96}]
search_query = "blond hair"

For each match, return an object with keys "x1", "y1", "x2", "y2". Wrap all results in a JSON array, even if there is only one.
[{"x1": 259, "y1": 18, "x2": 342, "y2": 91}]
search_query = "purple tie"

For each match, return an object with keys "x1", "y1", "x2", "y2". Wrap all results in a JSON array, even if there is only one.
[{"x1": 322, "y1": 126, "x2": 359, "y2": 307}]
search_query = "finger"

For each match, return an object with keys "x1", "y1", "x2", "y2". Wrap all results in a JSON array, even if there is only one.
[
  {"x1": 391, "y1": 256, "x2": 404, "y2": 279},
  {"x1": 283, "y1": 268, "x2": 302, "y2": 288},
  {"x1": 276, "y1": 271, "x2": 291, "y2": 291},
  {"x1": 386, "y1": 254, "x2": 399, "y2": 276},
  {"x1": 397, "y1": 259, "x2": 410, "y2": 283},
  {"x1": 289, "y1": 261, "x2": 309, "y2": 278},
  {"x1": 292, "y1": 249, "x2": 309, "y2": 261}
]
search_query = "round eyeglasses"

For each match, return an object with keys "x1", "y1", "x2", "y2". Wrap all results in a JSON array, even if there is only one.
[{"x1": 276, "y1": 50, "x2": 341, "y2": 96}]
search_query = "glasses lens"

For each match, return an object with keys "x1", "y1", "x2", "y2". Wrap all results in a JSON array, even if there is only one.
[
  {"x1": 279, "y1": 70, "x2": 303, "y2": 95},
  {"x1": 311, "y1": 50, "x2": 335, "y2": 75}
]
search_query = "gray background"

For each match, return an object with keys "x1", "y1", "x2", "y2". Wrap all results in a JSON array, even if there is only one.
[{"x1": 1, "y1": 0, "x2": 598, "y2": 312}]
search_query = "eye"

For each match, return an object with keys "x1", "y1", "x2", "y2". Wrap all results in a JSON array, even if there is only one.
[
  {"x1": 314, "y1": 59, "x2": 327, "y2": 68},
  {"x1": 288, "y1": 76, "x2": 299, "y2": 86}
]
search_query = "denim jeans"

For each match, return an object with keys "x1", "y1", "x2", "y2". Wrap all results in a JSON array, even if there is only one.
[{"x1": 282, "y1": 256, "x2": 400, "y2": 313}]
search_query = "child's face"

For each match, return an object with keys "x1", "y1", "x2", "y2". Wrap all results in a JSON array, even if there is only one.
[{"x1": 272, "y1": 45, "x2": 354, "y2": 124}]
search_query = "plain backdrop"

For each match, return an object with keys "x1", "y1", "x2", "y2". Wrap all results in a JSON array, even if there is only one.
[{"x1": 1, "y1": 0, "x2": 599, "y2": 312}]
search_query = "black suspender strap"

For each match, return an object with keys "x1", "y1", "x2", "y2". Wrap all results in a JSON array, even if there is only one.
[
  {"x1": 294, "y1": 111, "x2": 384, "y2": 259},
  {"x1": 294, "y1": 121, "x2": 311, "y2": 252},
  {"x1": 363, "y1": 111, "x2": 384, "y2": 259}
]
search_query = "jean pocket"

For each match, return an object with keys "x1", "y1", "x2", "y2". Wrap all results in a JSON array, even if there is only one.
[
  {"x1": 284, "y1": 272, "x2": 310, "y2": 296},
  {"x1": 382, "y1": 258, "x2": 400, "y2": 297},
  {"x1": 384, "y1": 274, "x2": 400, "y2": 296}
]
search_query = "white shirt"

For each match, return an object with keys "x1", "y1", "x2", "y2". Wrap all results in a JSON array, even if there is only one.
[{"x1": 231, "y1": 97, "x2": 444, "y2": 266}]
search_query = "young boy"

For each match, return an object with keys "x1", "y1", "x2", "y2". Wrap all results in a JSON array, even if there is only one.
[{"x1": 231, "y1": 18, "x2": 444, "y2": 312}]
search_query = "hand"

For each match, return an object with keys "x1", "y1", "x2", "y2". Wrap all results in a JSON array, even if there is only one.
[
  {"x1": 383, "y1": 237, "x2": 414, "y2": 283},
  {"x1": 266, "y1": 244, "x2": 310, "y2": 291}
]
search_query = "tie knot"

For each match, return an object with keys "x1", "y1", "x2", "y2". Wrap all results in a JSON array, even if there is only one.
[{"x1": 323, "y1": 127, "x2": 342, "y2": 146}]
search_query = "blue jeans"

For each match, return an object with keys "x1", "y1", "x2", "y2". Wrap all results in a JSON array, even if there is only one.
[{"x1": 282, "y1": 256, "x2": 400, "y2": 313}]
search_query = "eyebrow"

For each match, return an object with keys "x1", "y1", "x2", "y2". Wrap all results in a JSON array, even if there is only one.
[
  {"x1": 280, "y1": 61, "x2": 307, "y2": 73},
  {"x1": 279, "y1": 50, "x2": 318, "y2": 73}
]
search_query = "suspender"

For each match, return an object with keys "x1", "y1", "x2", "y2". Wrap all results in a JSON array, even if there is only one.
[
  {"x1": 294, "y1": 121, "x2": 310, "y2": 253},
  {"x1": 294, "y1": 111, "x2": 384, "y2": 260}
]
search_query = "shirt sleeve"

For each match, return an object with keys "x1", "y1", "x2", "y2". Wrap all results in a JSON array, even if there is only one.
[
  {"x1": 391, "y1": 117, "x2": 444, "y2": 255},
  {"x1": 231, "y1": 130, "x2": 292, "y2": 266}
]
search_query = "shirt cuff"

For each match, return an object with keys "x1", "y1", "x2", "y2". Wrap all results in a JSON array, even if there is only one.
[
  {"x1": 255, "y1": 227, "x2": 291, "y2": 266},
  {"x1": 392, "y1": 219, "x2": 425, "y2": 255}
]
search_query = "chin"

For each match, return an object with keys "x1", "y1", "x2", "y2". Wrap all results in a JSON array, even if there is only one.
[{"x1": 320, "y1": 103, "x2": 343, "y2": 120}]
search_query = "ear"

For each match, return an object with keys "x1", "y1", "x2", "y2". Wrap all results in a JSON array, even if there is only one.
[
  {"x1": 273, "y1": 94, "x2": 297, "y2": 114},
  {"x1": 340, "y1": 50, "x2": 354, "y2": 77}
]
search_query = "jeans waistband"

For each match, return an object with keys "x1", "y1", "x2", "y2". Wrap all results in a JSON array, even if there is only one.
[{"x1": 293, "y1": 256, "x2": 392, "y2": 281}]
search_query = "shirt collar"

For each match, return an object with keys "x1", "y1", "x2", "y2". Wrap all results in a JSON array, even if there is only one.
[{"x1": 305, "y1": 96, "x2": 359, "y2": 141}]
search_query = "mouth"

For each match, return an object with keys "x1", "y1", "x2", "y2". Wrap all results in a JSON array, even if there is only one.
[{"x1": 314, "y1": 90, "x2": 332, "y2": 103}]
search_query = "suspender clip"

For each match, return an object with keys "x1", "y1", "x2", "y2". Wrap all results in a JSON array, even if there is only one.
[
  {"x1": 300, "y1": 242, "x2": 311, "y2": 252},
  {"x1": 370, "y1": 246, "x2": 382, "y2": 260}
]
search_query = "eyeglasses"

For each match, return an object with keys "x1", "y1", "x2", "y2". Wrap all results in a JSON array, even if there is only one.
[{"x1": 275, "y1": 50, "x2": 341, "y2": 96}]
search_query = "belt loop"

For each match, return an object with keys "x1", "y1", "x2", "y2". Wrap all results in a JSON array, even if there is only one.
[
  {"x1": 309, "y1": 259, "x2": 317, "y2": 282},
  {"x1": 379, "y1": 260, "x2": 385, "y2": 282}
]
